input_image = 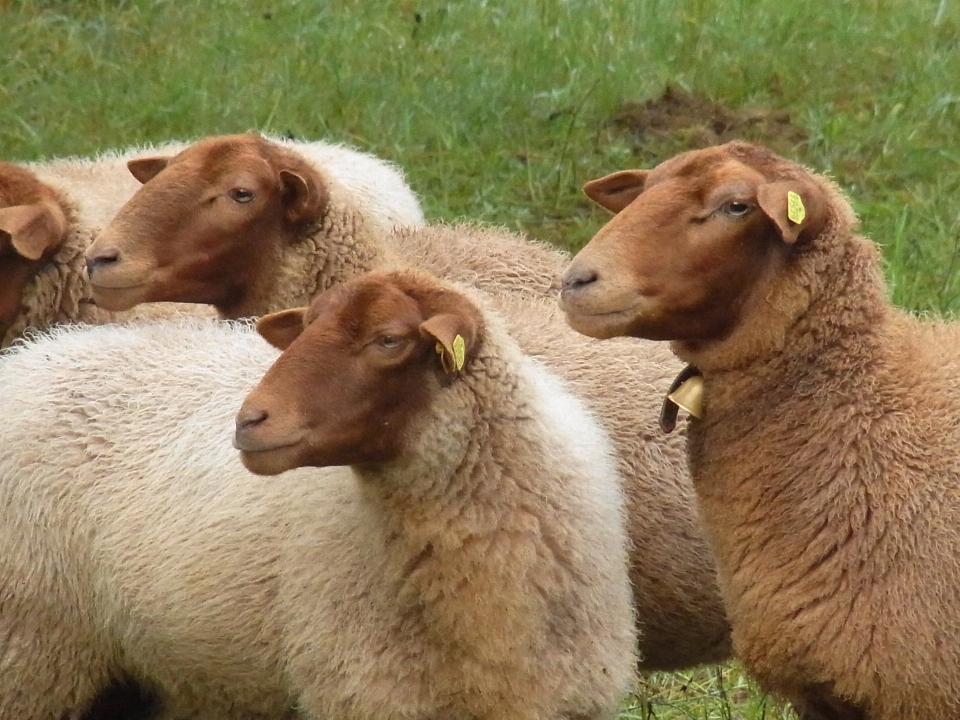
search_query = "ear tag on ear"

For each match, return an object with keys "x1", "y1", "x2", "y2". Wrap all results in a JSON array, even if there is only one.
[
  {"x1": 787, "y1": 191, "x2": 806, "y2": 225},
  {"x1": 452, "y1": 334, "x2": 465, "y2": 371},
  {"x1": 435, "y1": 334, "x2": 466, "y2": 374}
]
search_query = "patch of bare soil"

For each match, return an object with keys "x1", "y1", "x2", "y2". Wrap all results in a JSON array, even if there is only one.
[{"x1": 609, "y1": 86, "x2": 807, "y2": 158}]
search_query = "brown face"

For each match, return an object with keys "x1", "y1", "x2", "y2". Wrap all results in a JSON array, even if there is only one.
[
  {"x1": 234, "y1": 271, "x2": 479, "y2": 476},
  {"x1": 85, "y1": 134, "x2": 327, "y2": 317},
  {"x1": 559, "y1": 143, "x2": 826, "y2": 343}
]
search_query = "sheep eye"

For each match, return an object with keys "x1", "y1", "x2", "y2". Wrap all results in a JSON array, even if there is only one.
[
  {"x1": 378, "y1": 334, "x2": 403, "y2": 349},
  {"x1": 229, "y1": 188, "x2": 255, "y2": 204},
  {"x1": 723, "y1": 201, "x2": 751, "y2": 217}
]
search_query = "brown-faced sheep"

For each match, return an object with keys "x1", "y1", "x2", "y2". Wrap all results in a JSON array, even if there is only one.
[
  {"x1": 0, "y1": 158, "x2": 212, "y2": 349},
  {"x1": 80, "y1": 132, "x2": 733, "y2": 670},
  {"x1": 0, "y1": 270, "x2": 636, "y2": 720},
  {"x1": 85, "y1": 133, "x2": 562, "y2": 315},
  {"x1": 560, "y1": 140, "x2": 960, "y2": 720}
]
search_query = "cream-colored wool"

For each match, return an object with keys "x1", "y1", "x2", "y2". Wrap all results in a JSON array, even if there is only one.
[
  {"x1": 0, "y1": 290, "x2": 636, "y2": 719},
  {"x1": 562, "y1": 141, "x2": 960, "y2": 720},
  {"x1": 393, "y1": 221, "x2": 568, "y2": 301},
  {"x1": 224, "y1": 216, "x2": 571, "y2": 316},
  {"x1": 269, "y1": 134, "x2": 425, "y2": 230}
]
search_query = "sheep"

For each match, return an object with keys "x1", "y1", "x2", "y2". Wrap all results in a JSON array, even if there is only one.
[
  {"x1": 0, "y1": 154, "x2": 214, "y2": 349},
  {"x1": 84, "y1": 132, "x2": 561, "y2": 317},
  {"x1": 81, "y1": 133, "x2": 734, "y2": 671},
  {"x1": 0, "y1": 269, "x2": 637, "y2": 720},
  {"x1": 559, "y1": 139, "x2": 960, "y2": 720}
]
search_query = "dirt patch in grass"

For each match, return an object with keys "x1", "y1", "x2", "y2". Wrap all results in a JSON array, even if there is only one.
[
  {"x1": 532, "y1": 87, "x2": 812, "y2": 250},
  {"x1": 609, "y1": 86, "x2": 807, "y2": 162}
]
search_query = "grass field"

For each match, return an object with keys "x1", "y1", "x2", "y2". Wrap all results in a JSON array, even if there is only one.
[{"x1": 4, "y1": 0, "x2": 960, "y2": 717}]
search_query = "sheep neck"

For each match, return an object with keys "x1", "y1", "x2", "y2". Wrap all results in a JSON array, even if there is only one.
[
  {"x1": 676, "y1": 229, "x2": 925, "y2": 701},
  {"x1": 351, "y1": 356, "x2": 561, "y2": 612},
  {"x1": 231, "y1": 207, "x2": 398, "y2": 319},
  {"x1": 685, "y1": 228, "x2": 892, "y2": 497}
]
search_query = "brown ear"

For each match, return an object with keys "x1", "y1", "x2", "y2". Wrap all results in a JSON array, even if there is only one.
[
  {"x1": 583, "y1": 170, "x2": 650, "y2": 214},
  {"x1": 756, "y1": 180, "x2": 828, "y2": 244},
  {"x1": 419, "y1": 312, "x2": 477, "y2": 374},
  {"x1": 280, "y1": 169, "x2": 329, "y2": 226},
  {"x1": 0, "y1": 202, "x2": 67, "y2": 260},
  {"x1": 127, "y1": 157, "x2": 171, "y2": 184},
  {"x1": 256, "y1": 307, "x2": 309, "y2": 350}
]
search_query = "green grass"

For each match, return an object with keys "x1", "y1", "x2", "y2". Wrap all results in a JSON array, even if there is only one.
[{"x1": 4, "y1": 0, "x2": 960, "y2": 716}]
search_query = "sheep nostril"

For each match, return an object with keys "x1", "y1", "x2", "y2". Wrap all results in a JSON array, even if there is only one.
[
  {"x1": 85, "y1": 249, "x2": 120, "y2": 278},
  {"x1": 561, "y1": 267, "x2": 599, "y2": 293},
  {"x1": 236, "y1": 408, "x2": 268, "y2": 433}
]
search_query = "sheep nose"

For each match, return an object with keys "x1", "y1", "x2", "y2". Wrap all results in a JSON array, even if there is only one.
[
  {"x1": 234, "y1": 407, "x2": 269, "y2": 450},
  {"x1": 236, "y1": 407, "x2": 268, "y2": 432},
  {"x1": 561, "y1": 266, "x2": 599, "y2": 293},
  {"x1": 85, "y1": 248, "x2": 120, "y2": 278}
]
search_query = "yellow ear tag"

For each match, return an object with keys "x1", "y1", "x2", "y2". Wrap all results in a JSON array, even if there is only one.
[
  {"x1": 452, "y1": 334, "x2": 465, "y2": 371},
  {"x1": 787, "y1": 191, "x2": 806, "y2": 225},
  {"x1": 435, "y1": 334, "x2": 466, "y2": 373}
]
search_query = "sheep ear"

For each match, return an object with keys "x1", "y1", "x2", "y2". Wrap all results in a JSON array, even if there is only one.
[
  {"x1": 583, "y1": 170, "x2": 650, "y2": 214},
  {"x1": 756, "y1": 180, "x2": 828, "y2": 244},
  {"x1": 419, "y1": 313, "x2": 477, "y2": 374},
  {"x1": 127, "y1": 157, "x2": 171, "y2": 184},
  {"x1": 280, "y1": 169, "x2": 329, "y2": 226},
  {"x1": 256, "y1": 307, "x2": 309, "y2": 350},
  {"x1": 0, "y1": 202, "x2": 67, "y2": 260}
]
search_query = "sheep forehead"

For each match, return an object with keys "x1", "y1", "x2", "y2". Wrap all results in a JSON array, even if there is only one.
[
  {"x1": 646, "y1": 145, "x2": 751, "y2": 191},
  {"x1": 644, "y1": 142, "x2": 777, "y2": 195},
  {"x1": 305, "y1": 275, "x2": 427, "y2": 341},
  {"x1": 167, "y1": 134, "x2": 277, "y2": 187}
]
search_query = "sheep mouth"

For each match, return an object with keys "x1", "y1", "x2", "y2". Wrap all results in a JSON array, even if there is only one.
[
  {"x1": 235, "y1": 437, "x2": 306, "y2": 477},
  {"x1": 562, "y1": 301, "x2": 646, "y2": 340},
  {"x1": 88, "y1": 283, "x2": 147, "y2": 311},
  {"x1": 561, "y1": 297, "x2": 646, "y2": 323},
  {"x1": 89, "y1": 282, "x2": 148, "y2": 298},
  {"x1": 233, "y1": 436, "x2": 303, "y2": 454}
]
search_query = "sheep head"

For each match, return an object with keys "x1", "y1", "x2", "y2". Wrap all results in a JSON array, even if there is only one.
[
  {"x1": 85, "y1": 133, "x2": 329, "y2": 318},
  {"x1": 0, "y1": 163, "x2": 68, "y2": 336},
  {"x1": 235, "y1": 270, "x2": 481, "y2": 476},
  {"x1": 559, "y1": 142, "x2": 829, "y2": 344}
]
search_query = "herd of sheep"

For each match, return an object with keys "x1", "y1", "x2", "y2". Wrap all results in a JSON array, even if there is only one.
[{"x1": 0, "y1": 134, "x2": 957, "y2": 720}]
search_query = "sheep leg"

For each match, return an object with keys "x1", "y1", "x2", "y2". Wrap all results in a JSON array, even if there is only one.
[{"x1": 793, "y1": 685, "x2": 866, "y2": 720}]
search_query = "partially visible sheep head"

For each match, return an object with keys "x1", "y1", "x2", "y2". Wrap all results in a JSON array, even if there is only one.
[
  {"x1": 0, "y1": 162, "x2": 68, "y2": 336},
  {"x1": 235, "y1": 270, "x2": 481, "y2": 476},
  {"x1": 85, "y1": 133, "x2": 329, "y2": 317},
  {"x1": 559, "y1": 142, "x2": 830, "y2": 344}
]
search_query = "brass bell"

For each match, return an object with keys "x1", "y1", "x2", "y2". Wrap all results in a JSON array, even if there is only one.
[{"x1": 667, "y1": 375, "x2": 704, "y2": 419}]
